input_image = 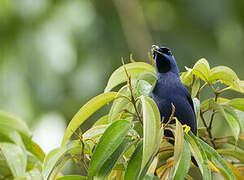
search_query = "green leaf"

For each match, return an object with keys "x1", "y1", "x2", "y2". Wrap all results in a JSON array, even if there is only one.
[
  {"x1": 193, "y1": 98, "x2": 200, "y2": 126},
  {"x1": 93, "y1": 115, "x2": 109, "y2": 126},
  {"x1": 0, "y1": 125, "x2": 25, "y2": 149},
  {"x1": 180, "y1": 70, "x2": 193, "y2": 87},
  {"x1": 83, "y1": 125, "x2": 107, "y2": 140},
  {"x1": 109, "y1": 95, "x2": 131, "y2": 123},
  {"x1": 173, "y1": 140, "x2": 191, "y2": 180},
  {"x1": 218, "y1": 105, "x2": 240, "y2": 141},
  {"x1": 43, "y1": 140, "x2": 86, "y2": 180},
  {"x1": 142, "y1": 173, "x2": 160, "y2": 180},
  {"x1": 139, "y1": 96, "x2": 161, "y2": 177},
  {"x1": 172, "y1": 121, "x2": 191, "y2": 180},
  {"x1": 231, "y1": 80, "x2": 244, "y2": 93},
  {"x1": 104, "y1": 62, "x2": 155, "y2": 92},
  {"x1": 200, "y1": 98, "x2": 229, "y2": 112},
  {"x1": 0, "y1": 143, "x2": 27, "y2": 178},
  {"x1": 192, "y1": 58, "x2": 210, "y2": 82},
  {"x1": 172, "y1": 120, "x2": 184, "y2": 177},
  {"x1": 137, "y1": 80, "x2": 153, "y2": 97},
  {"x1": 56, "y1": 175, "x2": 87, "y2": 180},
  {"x1": 198, "y1": 138, "x2": 236, "y2": 180},
  {"x1": 62, "y1": 92, "x2": 121, "y2": 146},
  {"x1": 21, "y1": 134, "x2": 45, "y2": 162},
  {"x1": 191, "y1": 77, "x2": 200, "y2": 98},
  {"x1": 96, "y1": 138, "x2": 131, "y2": 179},
  {"x1": 124, "y1": 141, "x2": 143, "y2": 180},
  {"x1": 222, "y1": 136, "x2": 244, "y2": 150},
  {"x1": 227, "y1": 98, "x2": 244, "y2": 112},
  {"x1": 0, "y1": 110, "x2": 31, "y2": 137},
  {"x1": 235, "y1": 110, "x2": 244, "y2": 134},
  {"x1": 209, "y1": 66, "x2": 242, "y2": 92},
  {"x1": 88, "y1": 120, "x2": 131, "y2": 179},
  {"x1": 217, "y1": 149, "x2": 244, "y2": 163},
  {"x1": 185, "y1": 132, "x2": 211, "y2": 180},
  {"x1": 137, "y1": 71, "x2": 157, "y2": 88}
]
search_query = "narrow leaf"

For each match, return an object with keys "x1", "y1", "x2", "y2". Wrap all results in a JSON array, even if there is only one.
[
  {"x1": 43, "y1": 140, "x2": 85, "y2": 180},
  {"x1": 96, "y1": 138, "x2": 131, "y2": 179},
  {"x1": 88, "y1": 120, "x2": 131, "y2": 179},
  {"x1": 104, "y1": 62, "x2": 155, "y2": 92},
  {"x1": 56, "y1": 175, "x2": 87, "y2": 180},
  {"x1": 21, "y1": 134, "x2": 45, "y2": 162},
  {"x1": 172, "y1": 121, "x2": 191, "y2": 180},
  {"x1": 124, "y1": 141, "x2": 143, "y2": 180},
  {"x1": 180, "y1": 71, "x2": 193, "y2": 87},
  {"x1": 62, "y1": 92, "x2": 120, "y2": 146},
  {"x1": 198, "y1": 138, "x2": 236, "y2": 180},
  {"x1": 192, "y1": 58, "x2": 210, "y2": 82},
  {"x1": 0, "y1": 143, "x2": 27, "y2": 178},
  {"x1": 137, "y1": 71, "x2": 157, "y2": 88},
  {"x1": 209, "y1": 66, "x2": 242, "y2": 92},
  {"x1": 185, "y1": 132, "x2": 211, "y2": 180},
  {"x1": 217, "y1": 149, "x2": 244, "y2": 163},
  {"x1": 0, "y1": 110, "x2": 31, "y2": 137},
  {"x1": 191, "y1": 77, "x2": 200, "y2": 98},
  {"x1": 227, "y1": 98, "x2": 244, "y2": 112},
  {"x1": 139, "y1": 96, "x2": 161, "y2": 177}
]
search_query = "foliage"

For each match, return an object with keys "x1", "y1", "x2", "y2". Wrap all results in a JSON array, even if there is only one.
[{"x1": 0, "y1": 56, "x2": 244, "y2": 180}]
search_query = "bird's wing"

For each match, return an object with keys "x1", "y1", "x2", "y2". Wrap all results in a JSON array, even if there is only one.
[{"x1": 182, "y1": 86, "x2": 195, "y2": 113}]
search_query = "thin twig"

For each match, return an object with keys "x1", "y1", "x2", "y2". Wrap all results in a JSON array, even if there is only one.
[{"x1": 121, "y1": 58, "x2": 143, "y2": 125}]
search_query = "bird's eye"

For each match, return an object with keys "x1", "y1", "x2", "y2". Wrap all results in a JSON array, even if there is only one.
[{"x1": 160, "y1": 47, "x2": 172, "y2": 56}]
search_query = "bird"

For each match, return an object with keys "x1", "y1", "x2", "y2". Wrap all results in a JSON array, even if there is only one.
[{"x1": 151, "y1": 45, "x2": 197, "y2": 137}]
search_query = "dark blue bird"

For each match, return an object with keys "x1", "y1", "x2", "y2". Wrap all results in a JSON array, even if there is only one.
[{"x1": 151, "y1": 45, "x2": 197, "y2": 135}]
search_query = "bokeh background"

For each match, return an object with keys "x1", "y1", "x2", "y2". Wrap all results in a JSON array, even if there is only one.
[{"x1": 0, "y1": 0, "x2": 244, "y2": 176}]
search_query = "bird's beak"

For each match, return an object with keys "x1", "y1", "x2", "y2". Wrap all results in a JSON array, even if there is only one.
[{"x1": 152, "y1": 45, "x2": 159, "y2": 60}]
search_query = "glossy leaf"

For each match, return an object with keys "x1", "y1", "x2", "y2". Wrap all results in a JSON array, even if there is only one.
[
  {"x1": 192, "y1": 58, "x2": 210, "y2": 82},
  {"x1": 0, "y1": 143, "x2": 27, "y2": 178},
  {"x1": 124, "y1": 141, "x2": 143, "y2": 180},
  {"x1": 88, "y1": 120, "x2": 131, "y2": 179},
  {"x1": 21, "y1": 134, "x2": 45, "y2": 162},
  {"x1": 137, "y1": 80, "x2": 153, "y2": 97},
  {"x1": 0, "y1": 125, "x2": 24, "y2": 149},
  {"x1": 109, "y1": 95, "x2": 131, "y2": 122},
  {"x1": 104, "y1": 62, "x2": 155, "y2": 92},
  {"x1": 82, "y1": 125, "x2": 107, "y2": 140},
  {"x1": 93, "y1": 115, "x2": 109, "y2": 126},
  {"x1": 185, "y1": 132, "x2": 211, "y2": 180},
  {"x1": 191, "y1": 77, "x2": 200, "y2": 98},
  {"x1": 62, "y1": 92, "x2": 121, "y2": 146},
  {"x1": 139, "y1": 96, "x2": 161, "y2": 177},
  {"x1": 172, "y1": 121, "x2": 191, "y2": 180},
  {"x1": 0, "y1": 110, "x2": 31, "y2": 137},
  {"x1": 172, "y1": 120, "x2": 184, "y2": 177},
  {"x1": 209, "y1": 101, "x2": 240, "y2": 141},
  {"x1": 180, "y1": 70, "x2": 193, "y2": 87},
  {"x1": 43, "y1": 140, "x2": 86, "y2": 180},
  {"x1": 219, "y1": 106, "x2": 240, "y2": 141},
  {"x1": 198, "y1": 138, "x2": 235, "y2": 180},
  {"x1": 96, "y1": 138, "x2": 131, "y2": 179},
  {"x1": 217, "y1": 149, "x2": 244, "y2": 163},
  {"x1": 231, "y1": 80, "x2": 244, "y2": 93},
  {"x1": 235, "y1": 110, "x2": 244, "y2": 134},
  {"x1": 209, "y1": 66, "x2": 242, "y2": 92},
  {"x1": 227, "y1": 98, "x2": 244, "y2": 112},
  {"x1": 56, "y1": 175, "x2": 87, "y2": 180},
  {"x1": 193, "y1": 98, "x2": 200, "y2": 126},
  {"x1": 137, "y1": 71, "x2": 157, "y2": 88}
]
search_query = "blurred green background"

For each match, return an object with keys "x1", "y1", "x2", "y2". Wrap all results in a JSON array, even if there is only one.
[{"x1": 0, "y1": 0, "x2": 244, "y2": 175}]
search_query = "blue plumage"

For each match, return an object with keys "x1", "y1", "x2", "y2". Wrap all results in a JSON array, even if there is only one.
[{"x1": 151, "y1": 46, "x2": 197, "y2": 135}]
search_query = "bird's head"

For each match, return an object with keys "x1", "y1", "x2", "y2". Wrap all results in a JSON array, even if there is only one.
[{"x1": 152, "y1": 45, "x2": 180, "y2": 75}]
